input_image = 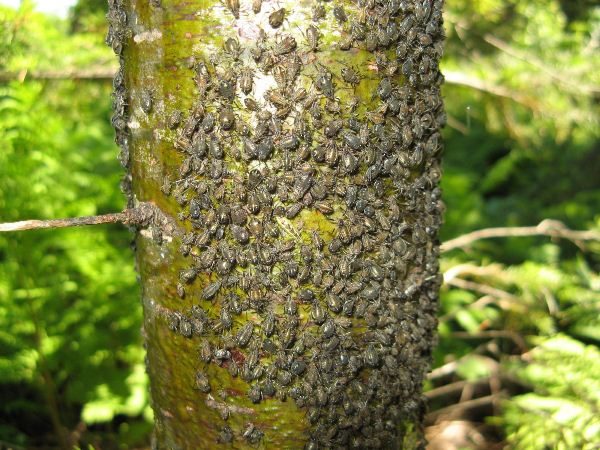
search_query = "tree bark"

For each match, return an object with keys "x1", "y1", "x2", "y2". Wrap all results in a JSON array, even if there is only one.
[{"x1": 107, "y1": 0, "x2": 445, "y2": 448}]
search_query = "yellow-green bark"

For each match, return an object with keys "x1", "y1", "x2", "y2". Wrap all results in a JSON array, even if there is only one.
[{"x1": 108, "y1": 0, "x2": 445, "y2": 447}]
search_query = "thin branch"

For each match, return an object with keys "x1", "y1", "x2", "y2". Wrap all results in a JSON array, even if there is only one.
[
  {"x1": 449, "y1": 330, "x2": 528, "y2": 352},
  {"x1": 438, "y1": 294, "x2": 496, "y2": 323},
  {"x1": 425, "y1": 394, "x2": 502, "y2": 425},
  {"x1": 443, "y1": 263, "x2": 506, "y2": 283},
  {"x1": 483, "y1": 34, "x2": 600, "y2": 96},
  {"x1": 441, "y1": 219, "x2": 600, "y2": 253},
  {"x1": 445, "y1": 114, "x2": 470, "y2": 135},
  {"x1": 0, "y1": 67, "x2": 117, "y2": 82},
  {"x1": 445, "y1": 277, "x2": 520, "y2": 302},
  {"x1": 0, "y1": 212, "x2": 129, "y2": 232},
  {"x1": 426, "y1": 377, "x2": 491, "y2": 401},
  {"x1": 428, "y1": 360, "x2": 460, "y2": 381},
  {"x1": 428, "y1": 354, "x2": 500, "y2": 381},
  {"x1": 541, "y1": 286, "x2": 559, "y2": 316},
  {"x1": 444, "y1": 70, "x2": 540, "y2": 110},
  {"x1": 0, "y1": 202, "x2": 159, "y2": 233}
]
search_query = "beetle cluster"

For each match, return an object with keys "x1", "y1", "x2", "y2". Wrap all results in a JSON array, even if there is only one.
[
  {"x1": 111, "y1": 0, "x2": 445, "y2": 447},
  {"x1": 106, "y1": 0, "x2": 134, "y2": 206}
]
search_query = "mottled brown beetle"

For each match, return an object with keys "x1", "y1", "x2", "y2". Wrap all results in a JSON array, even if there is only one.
[
  {"x1": 218, "y1": 425, "x2": 233, "y2": 444},
  {"x1": 305, "y1": 25, "x2": 320, "y2": 52},
  {"x1": 250, "y1": 42, "x2": 263, "y2": 62},
  {"x1": 140, "y1": 89, "x2": 152, "y2": 114},
  {"x1": 396, "y1": 40, "x2": 409, "y2": 60},
  {"x1": 265, "y1": 88, "x2": 289, "y2": 109},
  {"x1": 341, "y1": 66, "x2": 361, "y2": 86},
  {"x1": 269, "y1": 8, "x2": 285, "y2": 28},
  {"x1": 273, "y1": 35, "x2": 297, "y2": 56},
  {"x1": 314, "y1": 65, "x2": 335, "y2": 99},
  {"x1": 167, "y1": 110, "x2": 183, "y2": 129},
  {"x1": 199, "y1": 340, "x2": 212, "y2": 363},
  {"x1": 219, "y1": 109, "x2": 235, "y2": 130},
  {"x1": 339, "y1": 32, "x2": 354, "y2": 51},
  {"x1": 239, "y1": 67, "x2": 254, "y2": 95},
  {"x1": 179, "y1": 267, "x2": 197, "y2": 284},
  {"x1": 342, "y1": 130, "x2": 361, "y2": 151},
  {"x1": 415, "y1": 0, "x2": 432, "y2": 22},
  {"x1": 178, "y1": 317, "x2": 193, "y2": 337},
  {"x1": 290, "y1": 359, "x2": 307, "y2": 375},
  {"x1": 248, "y1": 384, "x2": 262, "y2": 403},
  {"x1": 236, "y1": 322, "x2": 254, "y2": 347},
  {"x1": 365, "y1": 31, "x2": 379, "y2": 52},
  {"x1": 244, "y1": 97, "x2": 260, "y2": 112},
  {"x1": 224, "y1": 0, "x2": 239, "y2": 18},
  {"x1": 272, "y1": 64, "x2": 292, "y2": 89},
  {"x1": 333, "y1": 5, "x2": 347, "y2": 23},
  {"x1": 217, "y1": 306, "x2": 232, "y2": 330},
  {"x1": 324, "y1": 119, "x2": 343, "y2": 138},
  {"x1": 201, "y1": 112, "x2": 215, "y2": 133},
  {"x1": 213, "y1": 347, "x2": 230, "y2": 361},
  {"x1": 377, "y1": 77, "x2": 393, "y2": 100},
  {"x1": 312, "y1": 3, "x2": 326, "y2": 21},
  {"x1": 311, "y1": 302, "x2": 327, "y2": 324},
  {"x1": 195, "y1": 370, "x2": 211, "y2": 393},
  {"x1": 341, "y1": 151, "x2": 359, "y2": 174},
  {"x1": 201, "y1": 280, "x2": 222, "y2": 300},
  {"x1": 364, "y1": 344, "x2": 381, "y2": 368}
]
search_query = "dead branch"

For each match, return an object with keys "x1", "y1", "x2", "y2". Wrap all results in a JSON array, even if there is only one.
[
  {"x1": 0, "y1": 67, "x2": 118, "y2": 82},
  {"x1": 428, "y1": 354, "x2": 500, "y2": 382},
  {"x1": 439, "y1": 295, "x2": 496, "y2": 323},
  {"x1": 443, "y1": 263, "x2": 506, "y2": 283},
  {"x1": 444, "y1": 70, "x2": 540, "y2": 110},
  {"x1": 426, "y1": 378, "x2": 492, "y2": 401},
  {"x1": 441, "y1": 219, "x2": 600, "y2": 253},
  {"x1": 425, "y1": 394, "x2": 503, "y2": 426},
  {"x1": 445, "y1": 277, "x2": 520, "y2": 302},
  {"x1": 0, "y1": 202, "x2": 160, "y2": 233},
  {"x1": 449, "y1": 330, "x2": 528, "y2": 352},
  {"x1": 483, "y1": 34, "x2": 600, "y2": 96},
  {"x1": 1, "y1": 211, "x2": 130, "y2": 232},
  {"x1": 445, "y1": 114, "x2": 470, "y2": 135}
]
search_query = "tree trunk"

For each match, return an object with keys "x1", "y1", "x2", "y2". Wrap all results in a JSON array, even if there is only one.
[{"x1": 107, "y1": 0, "x2": 445, "y2": 447}]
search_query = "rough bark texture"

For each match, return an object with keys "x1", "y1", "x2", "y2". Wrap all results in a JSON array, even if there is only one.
[{"x1": 107, "y1": 0, "x2": 445, "y2": 448}]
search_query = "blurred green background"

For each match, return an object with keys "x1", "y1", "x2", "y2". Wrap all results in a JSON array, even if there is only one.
[{"x1": 0, "y1": 0, "x2": 598, "y2": 448}]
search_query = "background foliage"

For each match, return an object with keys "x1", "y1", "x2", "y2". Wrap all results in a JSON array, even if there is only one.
[
  {"x1": 0, "y1": 0, "x2": 598, "y2": 448},
  {"x1": 0, "y1": 1, "x2": 150, "y2": 448}
]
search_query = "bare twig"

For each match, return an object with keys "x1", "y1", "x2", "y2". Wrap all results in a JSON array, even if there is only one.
[
  {"x1": 445, "y1": 114, "x2": 470, "y2": 135},
  {"x1": 428, "y1": 360, "x2": 461, "y2": 381},
  {"x1": 449, "y1": 330, "x2": 528, "y2": 352},
  {"x1": 443, "y1": 263, "x2": 506, "y2": 283},
  {"x1": 444, "y1": 70, "x2": 540, "y2": 110},
  {"x1": 483, "y1": 34, "x2": 600, "y2": 96},
  {"x1": 0, "y1": 202, "x2": 158, "y2": 233},
  {"x1": 438, "y1": 294, "x2": 496, "y2": 323},
  {"x1": 441, "y1": 265, "x2": 525, "y2": 321},
  {"x1": 428, "y1": 354, "x2": 500, "y2": 381},
  {"x1": 441, "y1": 219, "x2": 600, "y2": 253},
  {"x1": 0, "y1": 67, "x2": 117, "y2": 82},
  {"x1": 0, "y1": 212, "x2": 130, "y2": 232},
  {"x1": 426, "y1": 378, "x2": 492, "y2": 401},
  {"x1": 425, "y1": 394, "x2": 503, "y2": 425},
  {"x1": 427, "y1": 350, "x2": 498, "y2": 381},
  {"x1": 541, "y1": 286, "x2": 559, "y2": 316},
  {"x1": 445, "y1": 277, "x2": 520, "y2": 302}
]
